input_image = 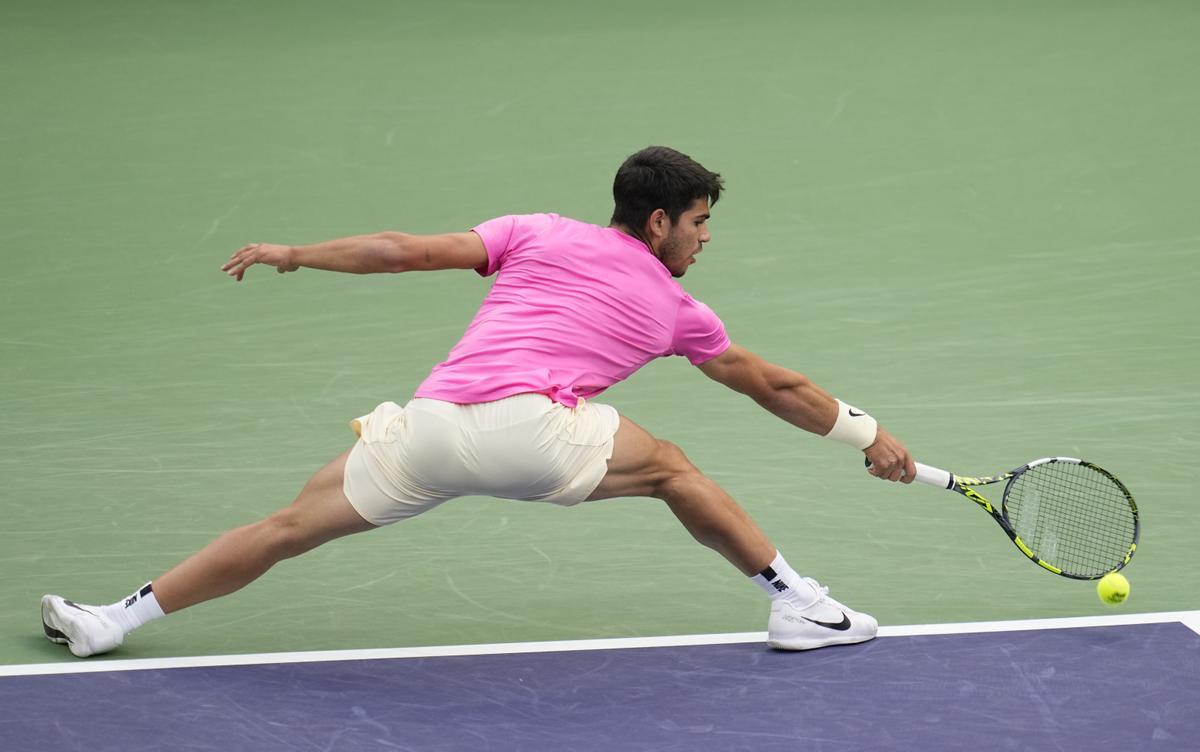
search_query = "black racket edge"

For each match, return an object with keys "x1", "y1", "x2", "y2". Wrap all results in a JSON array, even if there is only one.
[{"x1": 999, "y1": 459, "x2": 1140, "y2": 580}]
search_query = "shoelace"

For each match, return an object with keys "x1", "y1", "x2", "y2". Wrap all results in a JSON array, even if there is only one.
[{"x1": 801, "y1": 577, "x2": 830, "y2": 599}]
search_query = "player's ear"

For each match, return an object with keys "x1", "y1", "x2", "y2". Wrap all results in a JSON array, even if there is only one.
[{"x1": 646, "y1": 208, "x2": 669, "y2": 241}]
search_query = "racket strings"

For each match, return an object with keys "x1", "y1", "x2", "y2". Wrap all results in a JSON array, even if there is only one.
[{"x1": 1003, "y1": 462, "x2": 1136, "y2": 578}]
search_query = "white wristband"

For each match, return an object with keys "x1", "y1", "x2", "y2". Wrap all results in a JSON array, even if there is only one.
[{"x1": 824, "y1": 399, "x2": 878, "y2": 450}]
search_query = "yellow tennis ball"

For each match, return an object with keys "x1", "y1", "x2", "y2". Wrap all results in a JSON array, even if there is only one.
[{"x1": 1097, "y1": 572, "x2": 1130, "y2": 605}]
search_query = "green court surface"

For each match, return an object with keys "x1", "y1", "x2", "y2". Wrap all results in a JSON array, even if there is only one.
[{"x1": 3, "y1": 1, "x2": 1197, "y2": 663}]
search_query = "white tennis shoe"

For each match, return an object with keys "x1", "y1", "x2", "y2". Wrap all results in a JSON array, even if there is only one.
[
  {"x1": 767, "y1": 578, "x2": 878, "y2": 650},
  {"x1": 41, "y1": 595, "x2": 124, "y2": 658}
]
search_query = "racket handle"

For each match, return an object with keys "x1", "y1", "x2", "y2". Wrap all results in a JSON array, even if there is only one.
[
  {"x1": 912, "y1": 462, "x2": 953, "y2": 489},
  {"x1": 865, "y1": 459, "x2": 953, "y2": 489}
]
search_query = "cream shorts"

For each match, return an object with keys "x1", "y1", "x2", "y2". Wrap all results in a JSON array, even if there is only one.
[{"x1": 342, "y1": 394, "x2": 621, "y2": 526}]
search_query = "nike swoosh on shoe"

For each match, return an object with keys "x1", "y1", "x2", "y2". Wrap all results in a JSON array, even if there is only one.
[{"x1": 801, "y1": 611, "x2": 852, "y2": 631}]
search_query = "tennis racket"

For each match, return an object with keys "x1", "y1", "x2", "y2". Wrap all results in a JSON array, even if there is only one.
[{"x1": 873, "y1": 457, "x2": 1139, "y2": 579}]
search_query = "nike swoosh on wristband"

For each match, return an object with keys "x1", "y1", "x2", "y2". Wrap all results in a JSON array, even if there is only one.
[
  {"x1": 848, "y1": 409, "x2": 865, "y2": 417},
  {"x1": 802, "y1": 612, "x2": 852, "y2": 631}
]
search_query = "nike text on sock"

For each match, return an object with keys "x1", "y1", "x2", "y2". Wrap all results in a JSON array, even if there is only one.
[
  {"x1": 750, "y1": 551, "x2": 819, "y2": 608},
  {"x1": 102, "y1": 582, "x2": 166, "y2": 634}
]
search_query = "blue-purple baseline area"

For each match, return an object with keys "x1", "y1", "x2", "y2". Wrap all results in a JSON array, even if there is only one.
[{"x1": 3, "y1": 623, "x2": 1199, "y2": 752}]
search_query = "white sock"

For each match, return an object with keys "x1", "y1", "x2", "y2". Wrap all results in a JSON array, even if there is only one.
[
  {"x1": 101, "y1": 582, "x2": 166, "y2": 634},
  {"x1": 750, "y1": 551, "x2": 820, "y2": 608}
]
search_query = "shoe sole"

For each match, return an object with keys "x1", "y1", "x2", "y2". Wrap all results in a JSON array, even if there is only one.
[
  {"x1": 767, "y1": 632, "x2": 877, "y2": 651},
  {"x1": 41, "y1": 595, "x2": 71, "y2": 645}
]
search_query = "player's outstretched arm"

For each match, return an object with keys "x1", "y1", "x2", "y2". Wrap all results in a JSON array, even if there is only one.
[
  {"x1": 221, "y1": 232, "x2": 487, "y2": 281},
  {"x1": 697, "y1": 344, "x2": 915, "y2": 482}
]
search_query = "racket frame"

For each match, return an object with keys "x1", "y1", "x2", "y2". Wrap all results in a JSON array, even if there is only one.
[{"x1": 917, "y1": 456, "x2": 1139, "y2": 580}]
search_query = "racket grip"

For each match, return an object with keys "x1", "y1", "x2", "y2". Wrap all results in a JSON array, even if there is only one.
[
  {"x1": 912, "y1": 462, "x2": 953, "y2": 489},
  {"x1": 864, "y1": 459, "x2": 954, "y2": 489}
]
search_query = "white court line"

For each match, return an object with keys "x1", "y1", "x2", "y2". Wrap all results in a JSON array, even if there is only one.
[{"x1": 4, "y1": 610, "x2": 1198, "y2": 679}]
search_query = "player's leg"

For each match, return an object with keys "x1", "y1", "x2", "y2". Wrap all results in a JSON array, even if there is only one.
[
  {"x1": 587, "y1": 414, "x2": 878, "y2": 650},
  {"x1": 151, "y1": 447, "x2": 375, "y2": 612},
  {"x1": 42, "y1": 447, "x2": 376, "y2": 657},
  {"x1": 586, "y1": 415, "x2": 775, "y2": 576}
]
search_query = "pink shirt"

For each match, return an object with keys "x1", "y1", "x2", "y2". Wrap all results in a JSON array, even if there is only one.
[{"x1": 414, "y1": 214, "x2": 730, "y2": 408}]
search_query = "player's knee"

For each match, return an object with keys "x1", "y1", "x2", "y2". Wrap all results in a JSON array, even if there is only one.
[
  {"x1": 259, "y1": 509, "x2": 313, "y2": 560},
  {"x1": 650, "y1": 440, "x2": 701, "y2": 501}
]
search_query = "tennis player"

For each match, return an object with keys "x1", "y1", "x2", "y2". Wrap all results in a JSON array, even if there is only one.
[{"x1": 42, "y1": 146, "x2": 915, "y2": 658}]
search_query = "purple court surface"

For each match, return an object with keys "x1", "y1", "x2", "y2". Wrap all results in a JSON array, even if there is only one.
[{"x1": 3, "y1": 619, "x2": 1198, "y2": 751}]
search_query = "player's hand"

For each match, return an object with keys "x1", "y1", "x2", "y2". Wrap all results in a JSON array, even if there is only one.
[
  {"x1": 222, "y1": 243, "x2": 298, "y2": 281},
  {"x1": 864, "y1": 426, "x2": 916, "y2": 483}
]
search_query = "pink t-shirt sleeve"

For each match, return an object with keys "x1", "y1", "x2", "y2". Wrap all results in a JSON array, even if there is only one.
[
  {"x1": 672, "y1": 295, "x2": 730, "y2": 365},
  {"x1": 470, "y1": 215, "x2": 518, "y2": 277},
  {"x1": 471, "y1": 214, "x2": 558, "y2": 277}
]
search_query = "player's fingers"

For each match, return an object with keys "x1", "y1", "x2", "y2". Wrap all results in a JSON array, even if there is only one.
[
  {"x1": 232, "y1": 250, "x2": 263, "y2": 274},
  {"x1": 868, "y1": 462, "x2": 899, "y2": 481},
  {"x1": 901, "y1": 455, "x2": 917, "y2": 483},
  {"x1": 223, "y1": 249, "x2": 248, "y2": 270}
]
